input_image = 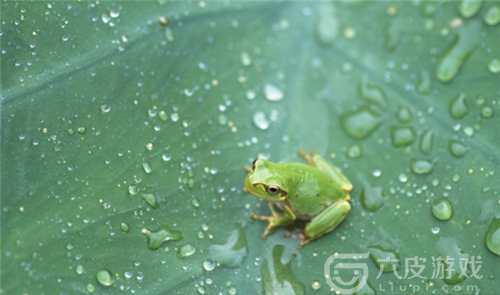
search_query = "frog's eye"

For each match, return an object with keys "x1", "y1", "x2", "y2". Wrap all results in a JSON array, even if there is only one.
[
  {"x1": 252, "y1": 159, "x2": 258, "y2": 171},
  {"x1": 266, "y1": 185, "x2": 281, "y2": 194}
]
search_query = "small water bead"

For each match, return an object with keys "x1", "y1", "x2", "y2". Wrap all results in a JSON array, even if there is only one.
[
  {"x1": 77, "y1": 127, "x2": 86, "y2": 134},
  {"x1": 346, "y1": 144, "x2": 362, "y2": 158},
  {"x1": 162, "y1": 153, "x2": 172, "y2": 161},
  {"x1": 76, "y1": 265, "x2": 84, "y2": 275},
  {"x1": 240, "y1": 51, "x2": 251, "y2": 66},
  {"x1": 178, "y1": 244, "x2": 196, "y2": 258},
  {"x1": 142, "y1": 162, "x2": 152, "y2": 173},
  {"x1": 391, "y1": 126, "x2": 415, "y2": 147},
  {"x1": 373, "y1": 169, "x2": 382, "y2": 177},
  {"x1": 203, "y1": 260, "x2": 215, "y2": 271},
  {"x1": 431, "y1": 226, "x2": 441, "y2": 234},
  {"x1": 171, "y1": 113, "x2": 179, "y2": 122},
  {"x1": 488, "y1": 59, "x2": 500, "y2": 73},
  {"x1": 264, "y1": 83, "x2": 284, "y2": 101},
  {"x1": 96, "y1": 269, "x2": 114, "y2": 286},
  {"x1": 100, "y1": 104, "x2": 111, "y2": 113},
  {"x1": 253, "y1": 112, "x2": 270, "y2": 130},
  {"x1": 481, "y1": 106, "x2": 494, "y2": 118},
  {"x1": 398, "y1": 173, "x2": 408, "y2": 183},
  {"x1": 449, "y1": 93, "x2": 468, "y2": 119},
  {"x1": 312, "y1": 280, "x2": 321, "y2": 290},
  {"x1": 128, "y1": 185, "x2": 139, "y2": 195},
  {"x1": 121, "y1": 222, "x2": 130, "y2": 233},
  {"x1": 449, "y1": 140, "x2": 469, "y2": 158},
  {"x1": 410, "y1": 159, "x2": 435, "y2": 175},
  {"x1": 86, "y1": 284, "x2": 95, "y2": 292}
]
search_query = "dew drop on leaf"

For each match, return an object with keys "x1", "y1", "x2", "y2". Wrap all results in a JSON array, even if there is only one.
[
  {"x1": 390, "y1": 126, "x2": 415, "y2": 147},
  {"x1": 96, "y1": 269, "x2": 114, "y2": 286},
  {"x1": 488, "y1": 58, "x2": 500, "y2": 73},
  {"x1": 449, "y1": 93, "x2": 468, "y2": 119},
  {"x1": 483, "y1": 5, "x2": 500, "y2": 26},
  {"x1": 431, "y1": 198, "x2": 453, "y2": 221},
  {"x1": 485, "y1": 216, "x2": 500, "y2": 256},
  {"x1": 419, "y1": 130, "x2": 434, "y2": 154},
  {"x1": 340, "y1": 106, "x2": 382, "y2": 139},
  {"x1": 264, "y1": 83, "x2": 284, "y2": 101},
  {"x1": 178, "y1": 244, "x2": 196, "y2": 258},
  {"x1": 142, "y1": 225, "x2": 182, "y2": 250},
  {"x1": 346, "y1": 143, "x2": 362, "y2": 159},
  {"x1": 449, "y1": 140, "x2": 469, "y2": 158},
  {"x1": 253, "y1": 111, "x2": 270, "y2": 130},
  {"x1": 410, "y1": 159, "x2": 435, "y2": 175}
]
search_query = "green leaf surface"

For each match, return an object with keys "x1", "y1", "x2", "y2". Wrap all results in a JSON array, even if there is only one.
[{"x1": 2, "y1": 1, "x2": 500, "y2": 294}]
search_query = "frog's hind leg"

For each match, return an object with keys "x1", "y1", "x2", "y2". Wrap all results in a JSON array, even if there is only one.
[{"x1": 299, "y1": 200, "x2": 351, "y2": 248}]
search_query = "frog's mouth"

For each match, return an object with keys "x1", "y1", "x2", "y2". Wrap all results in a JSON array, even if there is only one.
[{"x1": 251, "y1": 182, "x2": 287, "y2": 201}]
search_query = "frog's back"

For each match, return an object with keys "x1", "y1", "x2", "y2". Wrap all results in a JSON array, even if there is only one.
[{"x1": 277, "y1": 162, "x2": 347, "y2": 220}]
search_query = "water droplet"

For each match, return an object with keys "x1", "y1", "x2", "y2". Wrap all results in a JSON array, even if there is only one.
[
  {"x1": 449, "y1": 140, "x2": 469, "y2": 158},
  {"x1": 340, "y1": 106, "x2": 382, "y2": 139},
  {"x1": 264, "y1": 83, "x2": 284, "y2": 101},
  {"x1": 141, "y1": 191, "x2": 159, "y2": 208},
  {"x1": 128, "y1": 184, "x2": 139, "y2": 195},
  {"x1": 315, "y1": 4, "x2": 339, "y2": 46},
  {"x1": 410, "y1": 159, "x2": 435, "y2": 175},
  {"x1": 253, "y1": 112, "x2": 270, "y2": 130},
  {"x1": 396, "y1": 106, "x2": 412, "y2": 123},
  {"x1": 240, "y1": 51, "x2": 251, "y2": 66},
  {"x1": 485, "y1": 216, "x2": 500, "y2": 256},
  {"x1": 360, "y1": 184, "x2": 385, "y2": 212},
  {"x1": 142, "y1": 162, "x2": 152, "y2": 174},
  {"x1": 359, "y1": 78, "x2": 387, "y2": 107},
  {"x1": 96, "y1": 269, "x2": 114, "y2": 286},
  {"x1": 188, "y1": 178, "x2": 195, "y2": 189},
  {"x1": 121, "y1": 222, "x2": 130, "y2": 233},
  {"x1": 311, "y1": 280, "x2": 321, "y2": 290},
  {"x1": 398, "y1": 173, "x2": 408, "y2": 183},
  {"x1": 142, "y1": 225, "x2": 182, "y2": 250},
  {"x1": 431, "y1": 226, "x2": 441, "y2": 234},
  {"x1": 203, "y1": 260, "x2": 215, "y2": 271},
  {"x1": 162, "y1": 153, "x2": 172, "y2": 161},
  {"x1": 481, "y1": 106, "x2": 494, "y2": 118},
  {"x1": 435, "y1": 22, "x2": 480, "y2": 82},
  {"x1": 164, "y1": 27, "x2": 174, "y2": 42},
  {"x1": 417, "y1": 70, "x2": 432, "y2": 94},
  {"x1": 483, "y1": 5, "x2": 500, "y2": 26},
  {"x1": 390, "y1": 126, "x2": 416, "y2": 147},
  {"x1": 77, "y1": 127, "x2": 86, "y2": 134},
  {"x1": 86, "y1": 284, "x2": 95, "y2": 292},
  {"x1": 178, "y1": 244, "x2": 196, "y2": 258},
  {"x1": 419, "y1": 130, "x2": 434, "y2": 154},
  {"x1": 368, "y1": 246, "x2": 400, "y2": 272},
  {"x1": 459, "y1": 0, "x2": 483, "y2": 18},
  {"x1": 385, "y1": 19, "x2": 402, "y2": 51},
  {"x1": 449, "y1": 93, "x2": 468, "y2": 119},
  {"x1": 488, "y1": 58, "x2": 500, "y2": 73},
  {"x1": 76, "y1": 265, "x2": 84, "y2": 275},
  {"x1": 431, "y1": 198, "x2": 453, "y2": 221},
  {"x1": 109, "y1": 8, "x2": 120, "y2": 18},
  {"x1": 209, "y1": 224, "x2": 248, "y2": 268},
  {"x1": 346, "y1": 144, "x2": 362, "y2": 159}
]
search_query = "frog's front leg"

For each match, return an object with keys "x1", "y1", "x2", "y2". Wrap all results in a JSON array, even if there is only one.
[
  {"x1": 299, "y1": 200, "x2": 351, "y2": 248},
  {"x1": 298, "y1": 150, "x2": 353, "y2": 193},
  {"x1": 250, "y1": 203, "x2": 296, "y2": 239}
]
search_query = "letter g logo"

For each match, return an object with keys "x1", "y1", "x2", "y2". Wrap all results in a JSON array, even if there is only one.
[{"x1": 324, "y1": 253, "x2": 370, "y2": 294}]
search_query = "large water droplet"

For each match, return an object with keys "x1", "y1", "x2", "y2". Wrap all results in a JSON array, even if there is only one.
[
  {"x1": 340, "y1": 106, "x2": 382, "y2": 139},
  {"x1": 264, "y1": 83, "x2": 284, "y2": 101},
  {"x1": 459, "y1": 0, "x2": 483, "y2": 18},
  {"x1": 419, "y1": 130, "x2": 434, "y2": 154},
  {"x1": 485, "y1": 216, "x2": 500, "y2": 256},
  {"x1": 96, "y1": 269, "x2": 114, "y2": 286},
  {"x1": 358, "y1": 78, "x2": 387, "y2": 107},
  {"x1": 449, "y1": 140, "x2": 469, "y2": 158},
  {"x1": 483, "y1": 5, "x2": 500, "y2": 26},
  {"x1": 368, "y1": 246, "x2": 400, "y2": 272},
  {"x1": 449, "y1": 93, "x2": 468, "y2": 119},
  {"x1": 390, "y1": 126, "x2": 415, "y2": 147},
  {"x1": 315, "y1": 4, "x2": 339, "y2": 46},
  {"x1": 431, "y1": 199, "x2": 453, "y2": 221},
  {"x1": 141, "y1": 191, "x2": 159, "y2": 208},
  {"x1": 142, "y1": 225, "x2": 182, "y2": 250},
  {"x1": 360, "y1": 184, "x2": 385, "y2": 212},
  {"x1": 209, "y1": 224, "x2": 248, "y2": 268},
  {"x1": 435, "y1": 23, "x2": 480, "y2": 83},
  {"x1": 410, "y1": 159, "x2": 435, "y2": 175}
]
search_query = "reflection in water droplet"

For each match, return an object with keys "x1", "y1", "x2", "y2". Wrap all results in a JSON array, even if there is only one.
[
  {"x1": 340, "y1": 106, "x2": 382, "y2": 139},
  {"x1": 449, "y1": 93, "x2": 468, "y2": 119},
  {"x1": 253, "y1": 112, "x2": 270, "y2": 130},
  {"x1": 459, "y1": 0, "x2": 483, "y2": 18},
  {"x1": 485, "y1": 217, "x2": 500, "y2": 256},
  {"x1": 435, "y1": 23, "x2": 480, "y2": 83},
  {"x1": 264, "y1": 83, "x2": 284, "y2": 101},
  {"x1": 484, "y1": 5, "x2": 500, "y2": 26},
  {"x1": 142, "y1": 225, "x2": 182, "y2": 250},
  {"x1": 419, "y1": 130, "x2": 434, "y2": 154},
  {"x1": 96, "y1": 269, "x2": 114, "y2": 286},
  {"x1": 390, "y1": 126, "x2": 415, "y2": 147},
  {"x1": 431, "y1": 198, "x2": 453, "y2": 221},
  {"x1": 488, "y1": 58, "x2": 500, "y2": 73},
  {"x1": 410, "y1": 159, "x2": 435, "y2": 175},
  {"x1": 449, "y1": 140, "x2": 469, "y2": 158}
]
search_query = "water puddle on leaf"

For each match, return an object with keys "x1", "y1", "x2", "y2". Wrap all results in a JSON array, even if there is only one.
[
  {"x1": 209, "y1": 223, "x2": 248, "y2": 268},
  {"x1": 142, "y1": 225, "x2": 182, "y2": 250}
]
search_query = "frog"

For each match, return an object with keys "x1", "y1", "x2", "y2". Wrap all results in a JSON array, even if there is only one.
[{"x1": 244, "y1": 150, "x2": 352, "y2": 248}]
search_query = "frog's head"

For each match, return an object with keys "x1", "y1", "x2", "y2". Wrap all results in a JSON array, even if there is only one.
[{"x1": 245, "y1": 158, "x2": 287, "y2": 201}]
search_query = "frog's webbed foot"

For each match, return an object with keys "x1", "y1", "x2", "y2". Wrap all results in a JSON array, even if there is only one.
[
  {"x1": 283, "y1": 231, "x2": 313, "y2": 249},
  {"x1": 250, "y1": 203, "x2": 294, "y2": 239}
]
